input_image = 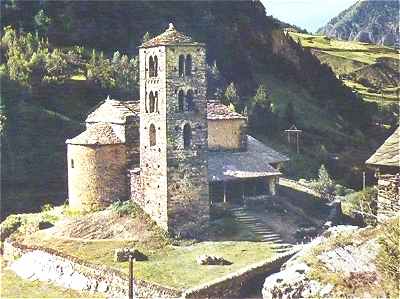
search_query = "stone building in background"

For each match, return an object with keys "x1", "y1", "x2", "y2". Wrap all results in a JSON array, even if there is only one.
[
  {"x1": 366, "y1": 127, "x2": 400, "y2": 222},
  {"x1": 66, "y1": 24, "x2": 288, "y2": 237}
]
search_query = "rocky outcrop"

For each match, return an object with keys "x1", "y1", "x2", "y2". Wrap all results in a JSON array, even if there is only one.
[
  {"x1": 318, "y1": 0, "x2": 399, "y2": 48},
  {"x1": 262, "y1": 225, "x2": 385, "y2": 298}
]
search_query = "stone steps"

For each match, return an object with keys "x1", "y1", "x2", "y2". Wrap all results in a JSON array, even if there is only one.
[{"x1": 230, "y1": 207, "x2": 294, "y2": 254}]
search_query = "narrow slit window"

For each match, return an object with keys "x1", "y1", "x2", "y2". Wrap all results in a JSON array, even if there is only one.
[
  {"x1": 185, "y1": 54, "x2": 192, "y2": 76},
  {"x1": 71, "y1": 159, "x2": 74, "y2": 168},
  {"x1": 183, "y1": 123, "x2": 192, "y2": 149},
  {"x1": 178, "y1": 90, "x2": 184, "y2": 112},
  {"x1": 178, "y1": 55, "x2": 185, "y2": 77},
  {"x1": 149, "y1": 124, "x2": 156, "y2": 146},
  {"x1": 186, "y1": 89, "x2": 194, "y2": 111}
]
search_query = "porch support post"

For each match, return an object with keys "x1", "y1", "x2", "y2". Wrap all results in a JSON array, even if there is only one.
[
  {"x1": 268, "y1": 177, "x2": 277, "y2": 196},
  {"x1": 223, "y1": 181, "x2": 227, "y2": 203}
]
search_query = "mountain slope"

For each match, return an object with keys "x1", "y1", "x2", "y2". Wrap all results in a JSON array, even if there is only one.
[{"x1": 318, "y1": 0, "x2": 399, "y2": 48}]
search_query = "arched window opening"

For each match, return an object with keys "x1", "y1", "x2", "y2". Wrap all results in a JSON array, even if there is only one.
[
  {"x1": 149, "y1": 56, "x2": 154, "y2": 77},
  {"x1": 178, "y1": 90, "x2": 184, "y2": 112},
  {"x1": 185, "y1": 54, "x2": 192, "y2": 76},
  {"x1": 149, "y1": 124, "x2": 156, "y2": 147},
  {"x1": 155, "y1": 91, "x2": 159, "y2": 113},
  {"x1": 154, "y1": 56, "x2": 158, "y2": 77},
  {"x1": 178, "y1": 55, "x2": 185, "y2": 77},
  {"x1": 145, "y1": 92, "x2": 149, "y2": 113},
  {"x1": 149, "y1": 91, "x2": 155, "y2": 113},
  {"x1": 186, "y1": 90, "x2": 194, "y2": 111},
  {"x1": 183, "y1": 123, "x2": 192, "y2": 149}
]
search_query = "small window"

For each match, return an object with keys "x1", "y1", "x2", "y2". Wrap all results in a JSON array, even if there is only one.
[
  {"x1": 154, "y1": 55, "x2": 158, "y2": 77},
  {"x1": 183, "y1": 123, "x2": 192, "y2": 149},
  {"x1": 186, "y1": 90, "x2": 194, "y2": 111},
  {"x1": 155, "y1": 91, "x2": 159, "y2": 113},
  {"x1": 149, "y1": 56, "x2": 155, "y2": 77},
  {"x1": 149, "y1": 124, "x2": 156, "y2": 146},
  {"x1": 178, "y1": 55, "x2": 185, "y2": 77},
  {"x1": 71, "y1": 159, "x2": 74, "y2": 168},
  {"x1": 178, "y1": 90, "x2": 184, "y2": 112},
  {"x1": 149, "y1": 91, "x2": 155, "y2": 113},
  {"x1": 185, "y1": 54, "x2": 192, "y2": 76}
]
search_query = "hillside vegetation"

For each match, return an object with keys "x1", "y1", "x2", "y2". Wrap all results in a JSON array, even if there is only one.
[
  {"x1": 289, "y1": 32, "x2": 399, "y2": 111},
  {"x1": 318, "y1": 0, "x2": 399, "y2": 48},
  {"x1": 0, "y1": 0, "x2": 386, "y2": 216}
]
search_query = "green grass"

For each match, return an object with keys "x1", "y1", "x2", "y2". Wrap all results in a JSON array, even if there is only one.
[
  {"x1": 70, "y1": 74, "x2": 87, "y2": 81},
  {"x1": 288, "y1": 32, "x2": 400, "y2": 105},
  {"x1": 0, "y1": 258, "x2": 104, "y2": 298},
  {"x1": 21, "y1": 234, "x2": 275, "y2": 289}
]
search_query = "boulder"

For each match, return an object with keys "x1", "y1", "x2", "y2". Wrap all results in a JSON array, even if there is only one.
[
  {"x1": 114, "y1": 248, "x2": 147, "y2": 262},
  {"x1": 196, "y1": 255, "x2": 232, "y2": 265}
]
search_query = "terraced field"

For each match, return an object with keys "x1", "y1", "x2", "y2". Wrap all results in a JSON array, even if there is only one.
[{"x1": 289, "y1": 32, "x2": 399, "y2": 106}]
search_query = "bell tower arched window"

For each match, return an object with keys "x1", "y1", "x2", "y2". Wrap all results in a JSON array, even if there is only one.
[
  {"x1": 178, "y1": 90, "x2": 184, "y2": 112},
  {"x1": 183, "y1": 123, "x2": 192, "y2": 149},
  {"x1": 149, "y1": 56, "x2": 155, "y2": 77},
  {"x1": 155, "y1": 91, "x2": 159, "y2": 113},
  {"x1": 149, "y1": 124, "x2": 156, "y2": 146},
  {"x1": 185, "y1": 54, "x2": 192, "y2": 76},
  {"x1": 178, "y1": 55, "x2": 185, "y2": 77},
  {"x1": 154, "y1": 55, "x2": 158, "y2": 77},
  {"x1": 149, "y1": 91, "x2": 155, "y2": 113},
  {"x1": 186, "y1": 90, "x2": 194, "y2": 111}
]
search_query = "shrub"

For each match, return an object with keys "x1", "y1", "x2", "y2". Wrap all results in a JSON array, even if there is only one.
[
  {"x1": 376, "y1": 217, "x2": 400, "y2": 298},
  {"x1": 343, "y1": 187, "x2": 378, "y2": 225},
  {"x1": 109, "y1": 200, "x2": 139, "y2": 217},
  {"x1": 310, "y1": 165, "x2": 336, "y2": 201}
]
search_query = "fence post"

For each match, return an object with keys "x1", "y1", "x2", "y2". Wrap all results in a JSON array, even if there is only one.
[{"x1": 129, "y1": 256, "x2": 133, "y2": 299}]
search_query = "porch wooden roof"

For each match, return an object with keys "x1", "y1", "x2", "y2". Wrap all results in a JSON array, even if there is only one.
[{"x1": 208, "y1": 136, "x2": 288, "y2": 182}]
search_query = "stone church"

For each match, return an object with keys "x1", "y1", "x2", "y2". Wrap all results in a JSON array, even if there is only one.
[{"x1": 66, "y1": 24, "x2": 288, "y2": 236}]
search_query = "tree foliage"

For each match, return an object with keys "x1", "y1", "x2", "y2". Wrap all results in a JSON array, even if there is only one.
[
  {"x1": 310, "y1": 165, "x2": 336, "y2": 201},
  {"x1": 223, "y1": 82, "x2": 240, "y2": 107}
]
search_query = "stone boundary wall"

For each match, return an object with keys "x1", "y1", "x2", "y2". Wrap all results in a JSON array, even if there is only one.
[
  {"x1": 4, "y1": 239, "x2": 300, "y2": 299},
  {"x1": 183, "y1": 248, "x2": 300, "y2": 298},
  {"x1": 3, "y1": 239, "x2": 181, "y2": 298}
]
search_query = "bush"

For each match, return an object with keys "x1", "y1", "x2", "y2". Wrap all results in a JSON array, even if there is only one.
[
  {"x1": 310, "y1": 165, "x2": 336, "y2": 201},
  {"x1": 109, "y1": 200, "x2": 139, "y2": 217},
  {"x1": 343, "y1": 187, "x2": 378, "y2": 225},
  {"x1": 376, "y1": 218, "x2": 400, "y2": 298}
]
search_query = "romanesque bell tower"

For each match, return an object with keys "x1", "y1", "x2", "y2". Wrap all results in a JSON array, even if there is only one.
[{"x1": 138, "y1": 23, "x2": 209, "y2": 237}]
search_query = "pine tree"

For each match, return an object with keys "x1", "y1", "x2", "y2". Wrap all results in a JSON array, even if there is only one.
[{"x1": 223, "y1": 82, "x2": 240, "y2": 106}]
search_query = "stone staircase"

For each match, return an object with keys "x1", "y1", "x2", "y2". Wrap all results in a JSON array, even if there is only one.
[{"x1": 230, "y1": 206, "x2": 294, "y2": 254}]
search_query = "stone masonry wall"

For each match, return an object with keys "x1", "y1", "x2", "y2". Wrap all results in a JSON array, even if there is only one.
[
  {"x1": 208, "y1": 119, "x2": 246, "y2": 151},
  {"x1": 125, "y1": 116, "x2": 140, "y2": 167},
  {"x1": 67, "y1": 144, "x2": 127, "y2": 212},
  {"x1": 3, "y1": 239, "x2": 181, "y2": 298},
  {"x1": 183, "y1": 248, "x2": 299, "y2": 298},
  {"x1": 139, "y1": 46, "x2": 169, "y2": 231},
  {"x1": 165, "y1": 45, "x2": 209, "y2": 237}
]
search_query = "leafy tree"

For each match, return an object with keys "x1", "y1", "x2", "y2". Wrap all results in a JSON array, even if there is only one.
[
  {"x1": 310, "y1": 165, "x2": 336, "y2": 201},
  {"x1": 207, "y1": 61, "x2": 227, "y2": 99},
  {"x1": 34, "y1": 9, "x2": 51, "y2": 35},
  {"x1": 284, "y1": 102, "x2": 295, "y2": 126},
  {"x1": 223, "y1": 82, "x2": 240, "y2": 107},
  {"x1": 141, "y1": 31, "x2": 152, "y2": 44}
]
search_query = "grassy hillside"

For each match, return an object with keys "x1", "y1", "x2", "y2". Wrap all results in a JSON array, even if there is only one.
[{"x1": 289, "y1": 32, "x2": 400, "y2": 107}]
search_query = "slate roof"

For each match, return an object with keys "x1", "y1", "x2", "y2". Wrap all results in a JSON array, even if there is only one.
[
  {"x1": 86, "y1": 98, "x2": 140, "y2": 124},
  {"x1": 140, "y1": 23, "x2": 203, "y2": 48},
  {"x1": 208, "y1": 136, "x2": 289, "y2": 182},
  {"x1": 366, "y1": 127, "x2": 400, "y2": 168},
  {"x1": 66, "y1": 123, "x2": 124, "y2": 145},
  {"x1": 207, "y1": 102, "x2": 247, "y2": 120}
]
